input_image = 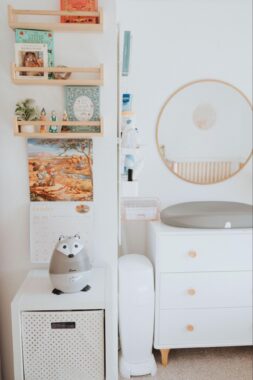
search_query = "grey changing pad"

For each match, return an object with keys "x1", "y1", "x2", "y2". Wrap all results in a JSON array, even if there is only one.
[{"x1": 161, "y1": 201, "x2": 253, "y2": 229}]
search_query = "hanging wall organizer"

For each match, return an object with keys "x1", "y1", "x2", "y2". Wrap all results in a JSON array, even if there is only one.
[
  {"x1": 12, "y1": 64, "x2": 104, "y2": 86},
  {"x1": 8, "y1": 5, "x2": 104, "y2": 32},
  {"x1": 9, "y1": 3, "x2": 104, "y2": 139},
  {"x1": 14, "y1": 117, "x2": 104, "y2": 138}
]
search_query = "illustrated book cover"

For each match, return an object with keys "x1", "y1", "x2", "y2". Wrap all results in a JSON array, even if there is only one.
[
  {"x1": 64, "y1": 86, "x2": 100, "y2": 133},
  {"x1": 15, "y1": 29, "x2": 54, "y2": 69},
  {"x1": 60, "y1": 0, "x2": 98, "y2": 24},
  {"x1": 15, "y1": 43, "x2": 48, "y2": 79}
]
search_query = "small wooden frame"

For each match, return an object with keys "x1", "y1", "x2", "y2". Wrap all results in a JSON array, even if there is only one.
[
  {"x1": 11, "y1": 64, "x2": 104, "y2": 86},
  {"x1": 14, "y1": 117, "x2": 104, "y2": 139},
  {"x1": 8, "y1": 5, "x2": 103, "y2": 32}
]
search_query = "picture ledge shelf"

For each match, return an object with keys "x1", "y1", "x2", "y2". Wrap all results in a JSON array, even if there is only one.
[
  {"x1": 14, "y1": 117, "x2": 104, "y2": 139},
  {"x1": 11, "y1": 64, "x2": 104, "y2": 86},
  {"x1": 8, "y1": 5, "x2": 103, "y2": 32}
]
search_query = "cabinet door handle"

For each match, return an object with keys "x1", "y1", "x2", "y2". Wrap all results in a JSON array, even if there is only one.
[
  {"x1": 188, "y1": 250, "x2": 197, "y2": 258},
  {"x1": 186, "y1": 324, "x2": 194, "y2": 332},
  {"x1": 187, "y1": 288, "x2": 196, "y2": 296}
]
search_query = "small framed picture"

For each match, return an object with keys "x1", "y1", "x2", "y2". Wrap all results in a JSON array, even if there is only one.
[
  {"x1": 64, "y1": 86, "x2": 100, "y2": 132},
  {"x1": 15, "y1": 43, "x2": 48, "y2": 79}
]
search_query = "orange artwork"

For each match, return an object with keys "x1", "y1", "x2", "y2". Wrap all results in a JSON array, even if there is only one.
[
  {"x1": 28, "y1": 139, "x2": 93, "y2": 202},
  {"x1": 60, "y1": 0, "x2": 98, "y2": 24}
]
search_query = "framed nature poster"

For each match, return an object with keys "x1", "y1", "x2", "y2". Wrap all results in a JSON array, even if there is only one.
[
  {"x1": 27, "y1": 139, "x2": 93, "y2": 202},
  {"x1": 64, "y1": 86, "x2": 100, "y2": 132}
]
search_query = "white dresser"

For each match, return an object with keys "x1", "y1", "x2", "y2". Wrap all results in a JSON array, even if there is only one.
[{"x1": 147, "y1": 221, "x2": 253, "y2": 366}]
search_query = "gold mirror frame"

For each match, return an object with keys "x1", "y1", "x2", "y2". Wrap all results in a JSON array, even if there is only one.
[{"x1": 156, "y1": 79, "x2": 253, "y2": 185}]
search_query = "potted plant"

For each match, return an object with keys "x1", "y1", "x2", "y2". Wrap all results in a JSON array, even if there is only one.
[{"x1": 15, "y1": 98, "x2": 39, "y2": 133}]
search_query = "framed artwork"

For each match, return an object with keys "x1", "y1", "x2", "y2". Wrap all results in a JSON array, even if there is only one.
[
  {"x1": 64, "y1": 86, "x2": 100, "y2": 132},
  {"x1": 27, "y1": 139, "x2": 93, "y2": 202},
  {"x1": 15, "y1": 43, "x2": 48, "y2": 79}
]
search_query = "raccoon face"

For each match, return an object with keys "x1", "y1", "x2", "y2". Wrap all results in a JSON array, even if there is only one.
[{"x1": 57, "y1": 234, "x2": 84, "y2": 257}]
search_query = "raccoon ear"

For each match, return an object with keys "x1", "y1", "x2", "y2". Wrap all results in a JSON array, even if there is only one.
[
  {"x1": 74, "y1": 234, "x2": 80, "y2": 239},
  {"x1": 59, "y1": 235, "x2": 65, "y2": 241}
]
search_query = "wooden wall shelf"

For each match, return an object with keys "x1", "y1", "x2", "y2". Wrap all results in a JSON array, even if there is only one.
[
  {"x1": 14, "y1": 117, "x2": 104, "y2": 139},
  {"x1": 8, "y1": 5, "x2": 103, "y2": 32},
  {"x1": 12, "y1": 64, "x2": 104, "y2": 86}
]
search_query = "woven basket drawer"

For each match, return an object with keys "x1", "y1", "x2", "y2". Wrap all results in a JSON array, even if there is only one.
[{"x1": 21, "y1": 310, "x2": 104, "y2": 380}]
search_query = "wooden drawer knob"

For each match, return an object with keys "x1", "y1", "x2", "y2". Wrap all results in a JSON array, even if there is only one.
[
  {"x1": 186, "y1": 324, "x2": 194, "y2": 332},
  {"x1": 187, "y1": 288, "x2": 196, "y2": 296},
  {"x1": 188, "y1": 250, "x2": 197, "y2": 258}
]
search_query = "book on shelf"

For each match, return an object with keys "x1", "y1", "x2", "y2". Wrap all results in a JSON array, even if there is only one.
[
  {"x1": 64, "y1": 86, "x2": 100, "y2": 133},
  {"x1": 15, "y1": 43, "x2": 48, "y2": 79},
  {"x1": 15, "y1": 29, "x2": 54, "y2": 77},
  {"x1": 122, "y1": 31, "x2": 132, "y2": 77},
  {"x1": 60, "y1": 0, "x2": 98, "y2": 24}
]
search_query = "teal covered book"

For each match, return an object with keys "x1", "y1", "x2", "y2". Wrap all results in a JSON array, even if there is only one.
[
  {"x1": 64, "y1": 86, "x2": 100, "y2": 133},
  {"x1": 15, "y1": 29, "x2": 54, "y2": 69}
]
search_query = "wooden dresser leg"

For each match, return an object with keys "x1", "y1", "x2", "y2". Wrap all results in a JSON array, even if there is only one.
[{"x1": 160, "y1": 349, "x2": 170, "y2": 367}]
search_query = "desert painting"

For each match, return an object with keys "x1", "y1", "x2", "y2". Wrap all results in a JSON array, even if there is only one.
[{"x1": 27, "y1": 139, "x2": 93, "y2": 202}]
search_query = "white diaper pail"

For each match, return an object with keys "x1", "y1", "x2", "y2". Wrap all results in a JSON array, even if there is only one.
[{"x1": 118, "y1": 254, "x2": 157, "y2": 379}]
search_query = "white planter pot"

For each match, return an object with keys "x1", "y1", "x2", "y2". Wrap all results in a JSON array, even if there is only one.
[{"x1": 21, "y1": 124, "x2": 35, "y2": 133}]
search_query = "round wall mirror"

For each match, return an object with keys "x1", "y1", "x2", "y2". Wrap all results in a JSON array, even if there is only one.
[{"x1": 156, "y1": 80, "x2": 252, "y2": 184}]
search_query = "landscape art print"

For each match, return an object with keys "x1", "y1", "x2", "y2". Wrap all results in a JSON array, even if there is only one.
[{"x1": 27, "y1": 139, "x2": 93, "y2": 202}]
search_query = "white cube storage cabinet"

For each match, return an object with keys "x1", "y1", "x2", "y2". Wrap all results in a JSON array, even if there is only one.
[{"x1": 12, "y1": 269, "x2": 106, "y2": 380}]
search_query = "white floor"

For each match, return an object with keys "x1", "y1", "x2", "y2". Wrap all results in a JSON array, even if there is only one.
[{"x1": 119, "y1": 347, "x2": 253, "y2": 380}]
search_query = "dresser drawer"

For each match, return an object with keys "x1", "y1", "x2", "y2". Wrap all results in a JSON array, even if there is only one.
[
  {"x1": 157, "y1": 308, "x2": 253, "y2": 348},
  {"x1": 159, "y1": 272, "x2": 253, "y2": 309},
  {"x1": 158, "y1": 233, "x2": 252, "y2": 272}
]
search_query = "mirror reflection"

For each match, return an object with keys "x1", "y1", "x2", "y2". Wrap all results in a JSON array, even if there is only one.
[{"x1": 156, "y1": 80, "x2": 252, "y2": 184}]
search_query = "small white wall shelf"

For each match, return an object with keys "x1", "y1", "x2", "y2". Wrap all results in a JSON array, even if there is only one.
[
  {"x1": 8, "y1": 5, "x2": 103, "y2": 32},
  {"x1": 121, "y1": 197, "x2": 160, "y2": 221},
  {"x1": 14, "y1": 117, "x2": 104, "y2": 139},
  {"x1": 11, "y1": 64, "x2": 104, "y2": 86}
]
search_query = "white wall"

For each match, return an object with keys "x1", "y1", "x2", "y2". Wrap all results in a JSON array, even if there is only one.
[
  {"x1": 0, "y1": 1, "x2": 118, "y2": 379},
  {"x1": 118, "y1": 0, "x2": 252, "y2": 211},
  {"x1": 118, "y1": 0, "x2": 252, "y2": 256}
]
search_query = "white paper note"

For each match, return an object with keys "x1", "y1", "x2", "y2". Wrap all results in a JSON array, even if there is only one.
[{"x1": 30, "y1": 202, "x2": 93, "y2": 263}]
